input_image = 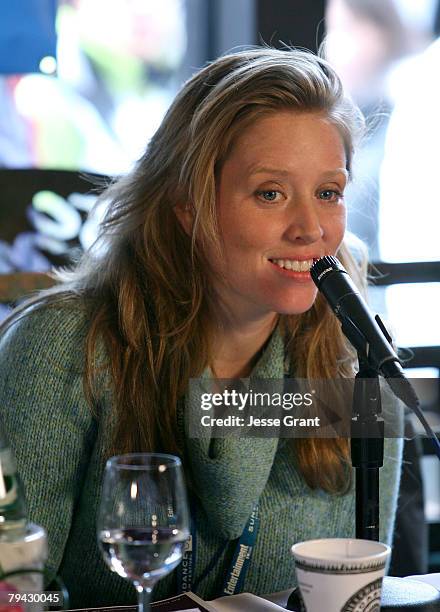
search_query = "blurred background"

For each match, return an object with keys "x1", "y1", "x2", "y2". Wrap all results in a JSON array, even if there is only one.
[{"x1": 0, "y1": 0, "x2": 439, "y2": 578}]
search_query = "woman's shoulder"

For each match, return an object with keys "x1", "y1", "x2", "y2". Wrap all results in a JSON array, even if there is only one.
[{"x1": 0, "y1": 296, "x2": 90, "y2": 366}]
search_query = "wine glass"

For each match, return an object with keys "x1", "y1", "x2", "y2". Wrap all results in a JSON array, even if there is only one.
[{"x1": 97, "y1": 453, "x2": 190, "y2": 612}]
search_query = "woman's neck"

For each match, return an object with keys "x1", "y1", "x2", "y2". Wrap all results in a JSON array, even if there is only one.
[{"x1": 211, "y1": 313, "x2": 279, "y2": 379}]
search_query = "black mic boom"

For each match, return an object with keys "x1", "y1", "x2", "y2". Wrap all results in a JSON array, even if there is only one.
[{"x1": 310, "y1": 256, "x2": 420, "y2": 408}]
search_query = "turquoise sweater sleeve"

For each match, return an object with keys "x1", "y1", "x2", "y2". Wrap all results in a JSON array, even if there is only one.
[{"x1": 0, "y1": 306, "x2": 97, "y2": 583}]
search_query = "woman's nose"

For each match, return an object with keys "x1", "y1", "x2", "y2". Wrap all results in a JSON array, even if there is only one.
[{"x1": 283, "y1": 199, "x2": 324, "y2": 244}]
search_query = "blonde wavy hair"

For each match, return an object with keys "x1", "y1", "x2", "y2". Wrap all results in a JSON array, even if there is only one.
[{"x1": 4, "y1": 48, "x2": 366, "y2": 494}]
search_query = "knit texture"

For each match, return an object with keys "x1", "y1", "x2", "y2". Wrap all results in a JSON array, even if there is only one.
[{"x1": 0, "y1": 304, "x2": 403, "y2": 607}]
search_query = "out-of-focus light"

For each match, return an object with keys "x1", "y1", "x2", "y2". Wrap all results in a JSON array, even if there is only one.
[
  {"x1": 385, "y1": 284, "x2": 440, "y2": 347},
  {"x1": 39, "y1": 55, "x2": 57, "y2": 74},
  {"x1": 130, "y1": 482, "x2": 138, "y2": 500}
]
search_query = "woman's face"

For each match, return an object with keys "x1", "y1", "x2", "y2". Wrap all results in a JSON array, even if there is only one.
[{"x1": 206, "y1": 110, "x2": 348, "y2": 326}]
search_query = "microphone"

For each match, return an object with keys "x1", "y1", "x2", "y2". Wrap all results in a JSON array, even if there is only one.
[{"x1": 310, "y1": 255, "x2": 418, "y2": 408}]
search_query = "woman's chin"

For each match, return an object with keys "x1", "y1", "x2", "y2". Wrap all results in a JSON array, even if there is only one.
[{"x1": 272, "y1": 293, "x2": 318, "y2": 316}]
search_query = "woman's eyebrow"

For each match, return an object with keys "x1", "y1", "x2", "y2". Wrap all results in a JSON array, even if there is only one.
[
  {"x1": 247, "y1": 166, "x2": 349, "y2": 180},
  {"x1": 321, "y1": 169, "x2": 349, "y2": 181},
  {"x1": 247, "y1": 165, "x2": 291, "y2": 176}
]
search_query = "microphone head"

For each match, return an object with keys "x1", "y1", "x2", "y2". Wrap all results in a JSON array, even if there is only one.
[{"x1": 310, "y1": 255, "x2": 347, "y2": 288}]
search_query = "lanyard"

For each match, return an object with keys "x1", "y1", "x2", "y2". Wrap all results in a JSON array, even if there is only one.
[
  {"x1": 177, "y1": 503, "x2": 259, "y2": 596},
  {"x1": 221, "y1": 504, "x2": 259, "y2": 596}
]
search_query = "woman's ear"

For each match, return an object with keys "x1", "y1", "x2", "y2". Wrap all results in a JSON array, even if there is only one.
[{"x1": 173, "y1": 203, "x2": 194, "y2": 236}]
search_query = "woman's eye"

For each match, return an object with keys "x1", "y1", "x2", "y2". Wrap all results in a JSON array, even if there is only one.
[
  {"x1": 256, "y1": 190, "x2": 283, "y2": 203},
  {"x1": 318, "y1": 189, "x2": 344, "y2": 203}
]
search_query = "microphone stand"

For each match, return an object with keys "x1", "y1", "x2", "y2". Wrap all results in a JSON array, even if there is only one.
[
  {"x1": 300, "y1": 256, "x2": 440, "y2": 610},
  {"x1": 339, "y1": 313, "x2": 385, "y2": 541},
  {"x1": 288, "y1": 345, "x2": 440, "y2": 611},
  {"x1": 349, "y1": 352, "x2": 440, "y2": 610},
  {"x1": 351, "y1": 354, "x2": 384, "y2": 541}
]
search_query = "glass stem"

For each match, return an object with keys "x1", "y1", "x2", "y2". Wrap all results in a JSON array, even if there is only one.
[{"x1": 135, "y1": 583, "x2": 153, "y2": 612}]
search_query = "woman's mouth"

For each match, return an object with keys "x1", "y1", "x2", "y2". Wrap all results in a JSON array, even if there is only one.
[{"x1": 269, "y1": 258, "x2": 315, "y2": 272}]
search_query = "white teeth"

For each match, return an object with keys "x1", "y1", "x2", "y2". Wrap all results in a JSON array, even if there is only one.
[{"x1": 270, "y1": 258, "x2": 314, "y2": 271}]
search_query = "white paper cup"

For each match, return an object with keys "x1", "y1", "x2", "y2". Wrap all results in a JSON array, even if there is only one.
[{"x1": 291, "y1": 538, "x2": 391, "y2": 612}]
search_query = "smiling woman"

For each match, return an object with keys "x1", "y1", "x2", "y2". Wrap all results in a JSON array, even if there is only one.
[
  {"x1": 207, "y1": 112, "x2": 347, "y2": 323},
  {"x1": 206, "y1": 111, "x2": 347, "y2": 378},
  {"x1": 0, "y1": 48, "x2": 402, "y2": 607}
]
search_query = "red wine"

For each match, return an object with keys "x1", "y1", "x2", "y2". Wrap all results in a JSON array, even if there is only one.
[{"x1": 99, "y1": 527, "x2": 187, "y2": 582}]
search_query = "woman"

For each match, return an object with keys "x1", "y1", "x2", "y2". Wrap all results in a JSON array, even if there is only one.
[{"x1": 0, "y1": 48, "x2": 402, "y2": 607}]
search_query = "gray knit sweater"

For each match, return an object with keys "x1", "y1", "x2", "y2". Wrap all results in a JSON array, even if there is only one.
[{"x1": 0, "y1": 304, "x2": 403, "y2": 607}]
